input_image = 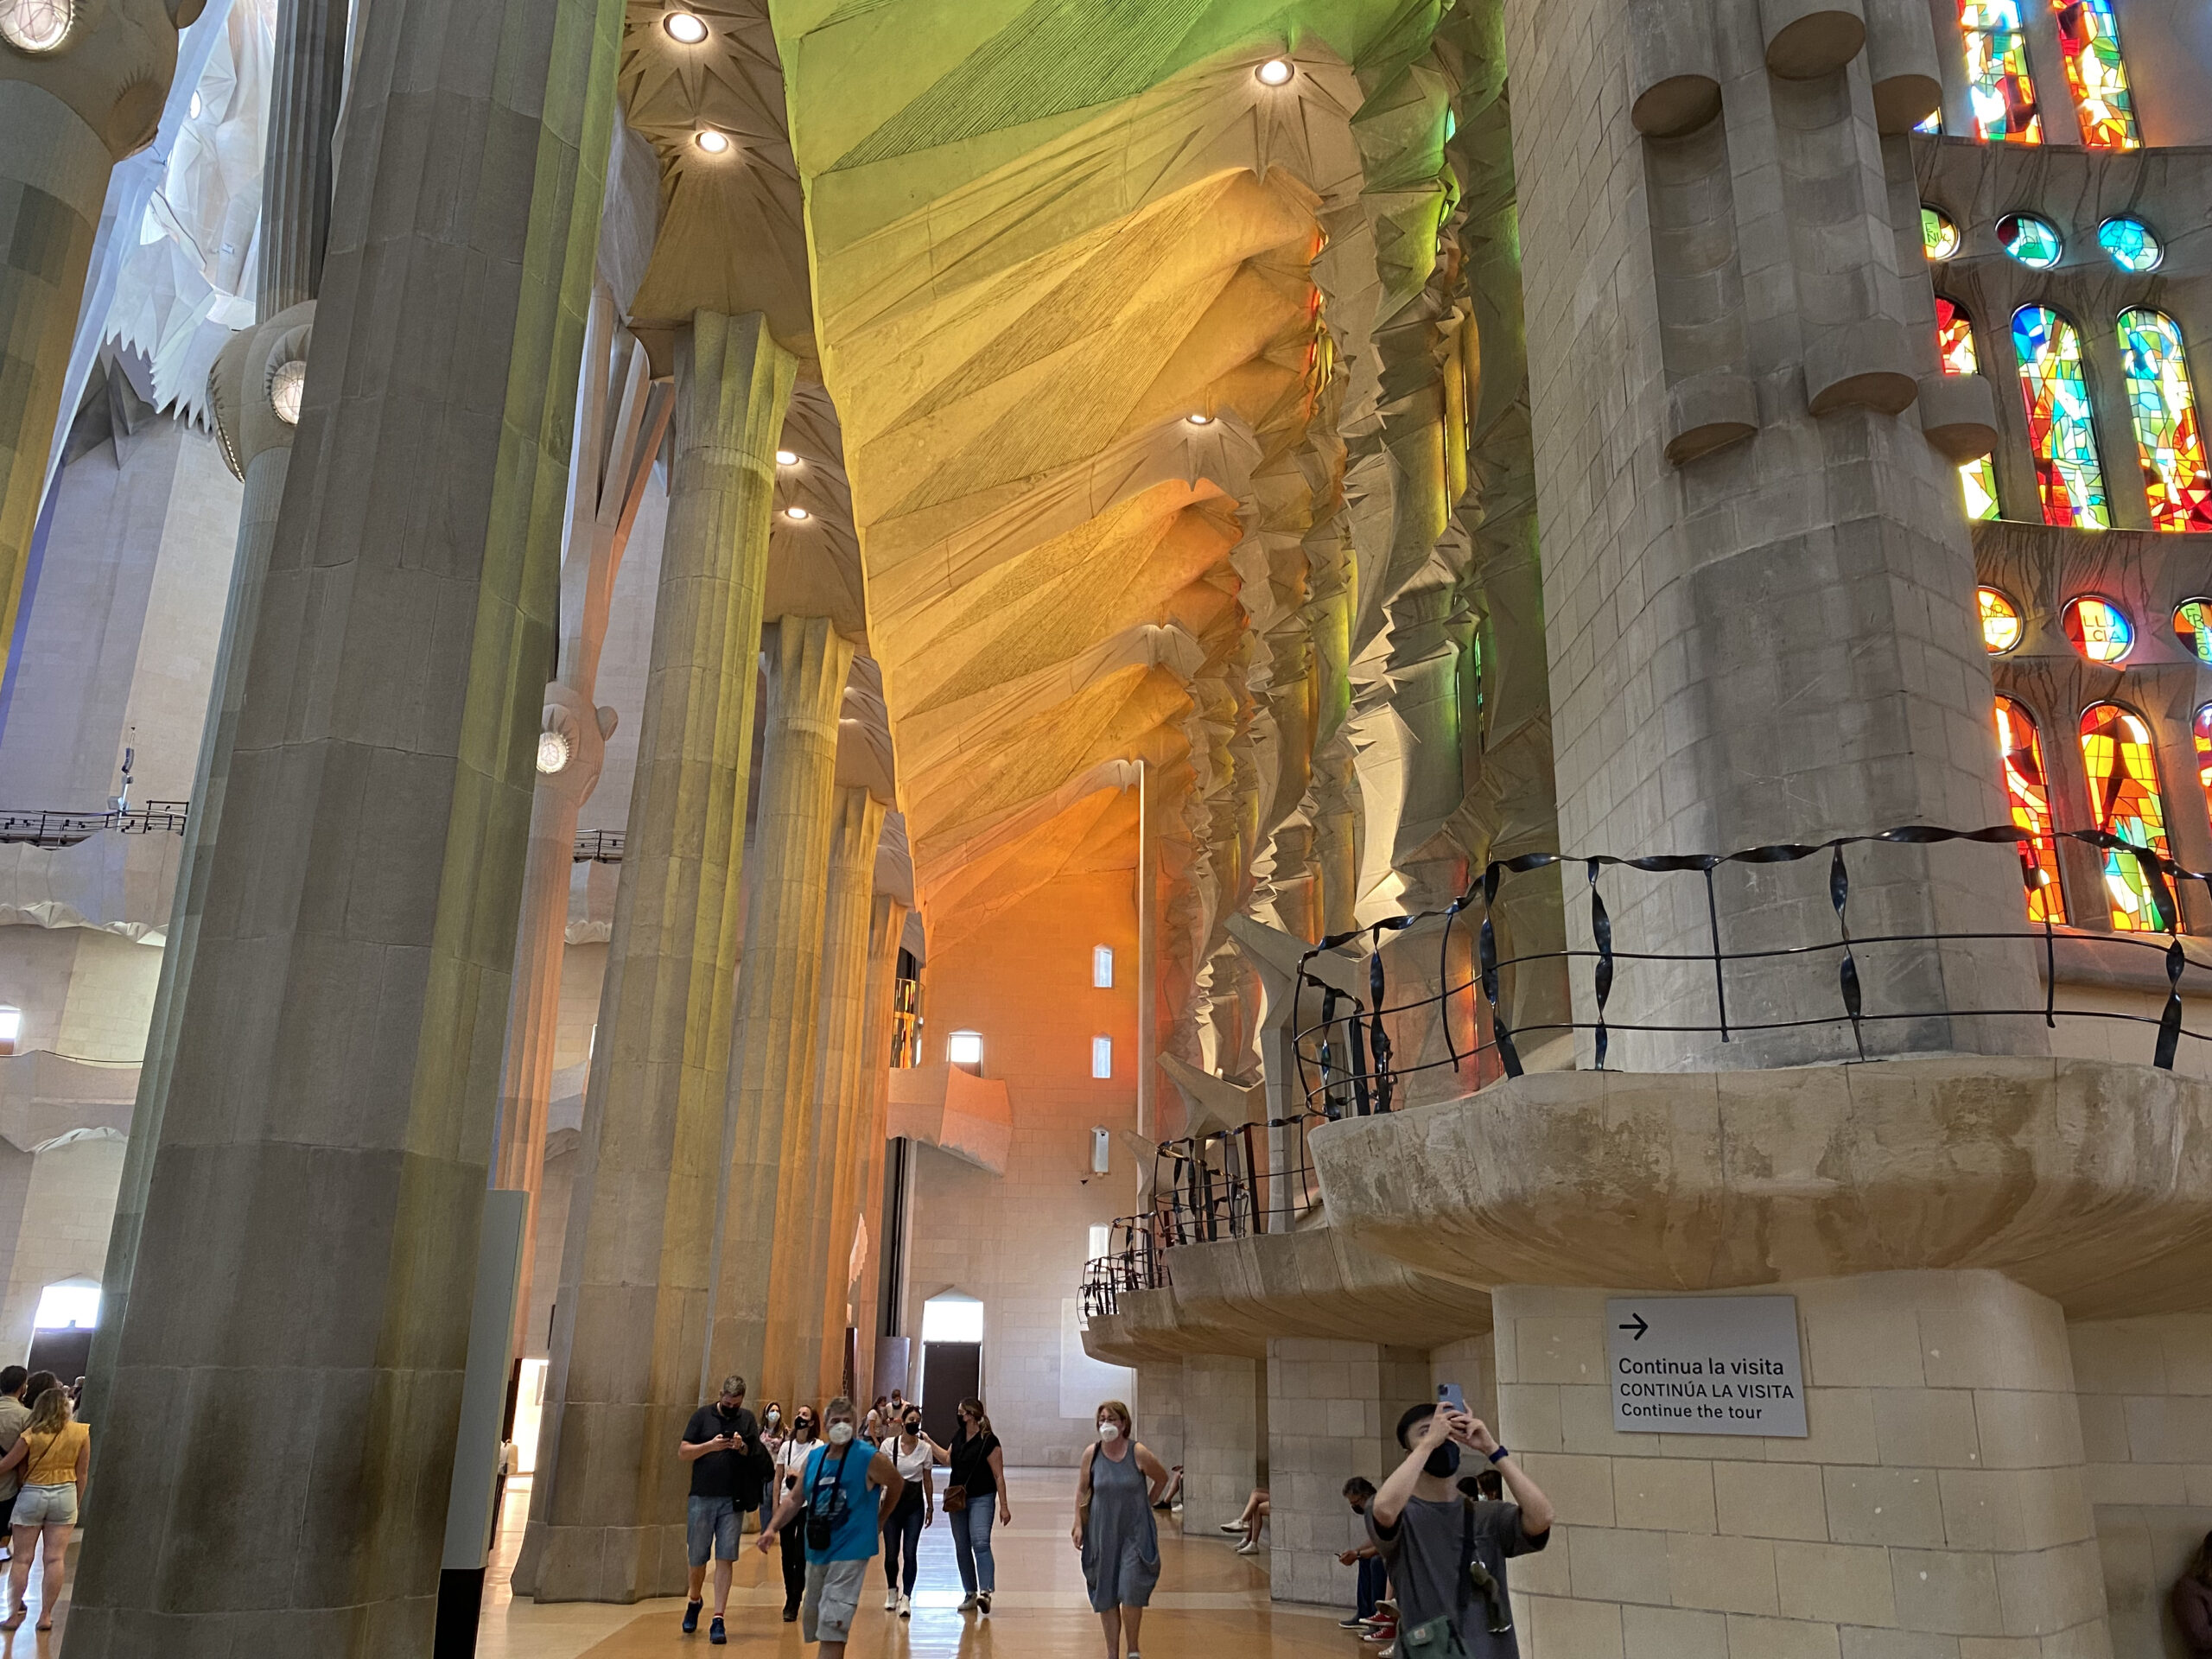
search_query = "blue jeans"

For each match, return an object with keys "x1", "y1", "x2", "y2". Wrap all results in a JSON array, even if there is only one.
[
  {"x1": 949, "y1": 1494, "x2": 996, "y2": 1594},
  {"x1": 882, "y1": 1494, "x2": 924, "y2": 1592},
  {"x1": 1357, "y1": 1554, "x2": 1389, "y2": 1619}
]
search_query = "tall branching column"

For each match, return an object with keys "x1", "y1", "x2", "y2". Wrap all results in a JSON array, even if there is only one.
[{"x1": 514, "y1": 308, "x2": 792, "y2": 1605}]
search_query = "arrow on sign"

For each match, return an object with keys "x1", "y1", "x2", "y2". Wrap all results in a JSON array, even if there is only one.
[{"x1": 1618, "y1": 1313, "x2": 1649, "y2": 1341}]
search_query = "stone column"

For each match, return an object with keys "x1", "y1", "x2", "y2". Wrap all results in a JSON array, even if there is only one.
[
  {"x1": 493, "y1": 302, "x2": 669, "y2": 1360},
  {"x1": 0, "y1": 88, "x2": 117, "y2": 676},
  {"x1": 841, "y1": 889, "x2": 907, "y2": 1397},
  {"x1": 1135, "y1": 1357, "x2": 1185, "y2": 1476},
  {"x1": 1182, "y1": 1352, "x2": 1262, "y2": 1535},
  {"x1": 513, "y1": 308, "x2": 793, "y2": 1605},
  {"x1": 809, "y1": 791, "x2": 885, "y2": 1407},
  {"x1": 1493, "y1": 1274, "x2": 2111, "y2": 1650},
  {"x1": 83, "y1": 304, "x2": 314, "y2": 1433},
  {"x1": 257, "y1": 0, "x2": 349, "y2": 318},
  {"x1": 1266, "y1": 1338, "x2": 1402, "y2": 1604},
  {"x1": 64, "y1": 0, "x2": 620, "y2": 1629},
  {"x1": 710, "y1": 613, "x2": 854, "y2": 1402}
]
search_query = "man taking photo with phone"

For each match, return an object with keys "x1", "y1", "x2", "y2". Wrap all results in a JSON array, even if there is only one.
[
  {"x1": 1369, "y1": 1399, "x2": 1553, "y2": 1657},
  {"x1": 679, "y1": 1374, "x2": 762, "y2": 1644}
]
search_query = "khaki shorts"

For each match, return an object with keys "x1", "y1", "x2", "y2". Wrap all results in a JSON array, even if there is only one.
[
  {"x1": 10, "y1": 1484, "x2": 74, "y2": 1528},
  {"x1": 802, "y1": 1555, "x2": 870, "y2": 1643}
]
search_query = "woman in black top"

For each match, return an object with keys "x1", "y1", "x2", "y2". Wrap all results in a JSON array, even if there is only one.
[{"x1": 928, "y1": 1396, "x2": 1009, "y2": 1612}]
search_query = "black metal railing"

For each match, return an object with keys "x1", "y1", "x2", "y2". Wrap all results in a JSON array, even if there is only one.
[
  {"x1": 1079, "y1": 1215, "x2": 1170, "y2": 1320},
  {"x1": 1147, "y1": 1116, "x2": 1321, "y2": 1245},
  {"x1": 1294, "y1": 822, "x2": 2212, "y2": 1119},
  {"x1": 0, "y1": 802, "x2": 190, "y2": 847}
]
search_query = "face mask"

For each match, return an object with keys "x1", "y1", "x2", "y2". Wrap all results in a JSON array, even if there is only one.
[
  {"x1": 1097, "y1": 1422, "x2": 1122, "y2": 1440},
  {"x1": 906, "y1": 1421, "x2": 921, "y2": 1436},
  {"x1": 1423, "y1": 1442, "x2": 1462, "y2": 1479},
  {"x1": 766, "y1": 1410, "x2": 780, "y2": 1425},
  {"x1": 827, "y1": 1421, "x2": 855, "y2": 1446}
]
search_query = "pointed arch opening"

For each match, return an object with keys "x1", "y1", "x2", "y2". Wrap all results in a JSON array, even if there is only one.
[
  {"x1": 2079, "y1": 702, "x2": 2176, "y2": 931},
  {"x1": 2117, "y1": 308, "x2": 2212, "y2": 533},
  {"x1": 2014, "y1": 307, "x2": 2109, "y2": 529},
  {"x1": 2053, "y1": 0, "x2": 2139, "y2": 149},
  {"x1": 1996, "y1": 697, "x2": 2066, "y2": 923},
  {"x1": 1960, "y1": 3, "x2": 2044, "y2": 141}
]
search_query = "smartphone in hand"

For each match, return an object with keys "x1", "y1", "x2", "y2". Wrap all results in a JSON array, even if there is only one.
[{"x1": 1437, "y1": 1382, "x2": 1467, "y2": 1414}]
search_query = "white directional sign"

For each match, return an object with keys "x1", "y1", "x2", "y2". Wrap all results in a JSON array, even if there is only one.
[{"x1": 1606, "y1": 1294, "x2": 1808, "y2": 1437}]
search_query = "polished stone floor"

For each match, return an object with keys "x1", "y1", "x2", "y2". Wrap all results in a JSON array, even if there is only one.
[{"x1": 480, "y1": 1468, "x2": 1358, "y2": 1657}]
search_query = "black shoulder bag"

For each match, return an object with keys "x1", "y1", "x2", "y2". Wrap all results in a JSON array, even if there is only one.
[{"x1": 804, "y1": 1444, "x2": 854, "y2": 1552}]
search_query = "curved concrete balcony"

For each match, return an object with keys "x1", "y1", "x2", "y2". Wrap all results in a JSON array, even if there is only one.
[
  {"x1": 1312, "y1": 1056, "x2": 2212, "y2": 1320},
  {"x1": 1082, "y1": 1217, "x2": 1489, "y2": 1367}
]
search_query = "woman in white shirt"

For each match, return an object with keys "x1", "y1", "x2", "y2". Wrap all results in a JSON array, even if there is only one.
[
  {"x1": 771, "y1": 1407, "x2": 818, "y2": 1621},
  {"x1": 879, "y1": 1406, "x2": 935, "y2": 1616}
]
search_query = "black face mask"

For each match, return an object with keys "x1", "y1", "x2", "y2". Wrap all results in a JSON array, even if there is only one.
[{"x1": 1423, "y1": 1442, "x2": 1462, "y2": 1479}]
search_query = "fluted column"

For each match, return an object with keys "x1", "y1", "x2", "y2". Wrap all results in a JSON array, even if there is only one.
[
  {"x1": 840, "y1": 891, "x2": 907, "y2": 1402},
  {"x1": 64, "y1": 0, "x2": 619, "y2": 1627},
  {"x1": 83, "y1": 303, "x2": 314, "y2": 1434},
  {"x1": 258, "y1": 0, "x2": 349, "y2": 317},
  {"x1": 709, "y1": 613, "x2": 854, "y2": 1403},
  {"x1": 513, "y1": 308, "x2": 793, "y2": 1605},
  {"x1": 808, "y1": 787, "x2": 888, "y2": 1395}
]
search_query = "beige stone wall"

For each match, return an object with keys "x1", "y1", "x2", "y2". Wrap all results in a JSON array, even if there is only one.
[
  {"x1": 1266, "y1": 1338, "x2": 1401, "y2": 1605},
  {"x1": 1181, "y1": 1351, "x2": 1259, "y2": 1535},
  {"x1": 1494, "y1": 1272, "x2": 2110, "y2": 1652},
  {"x1": 2071, "y1": 1313, "x2": 2212, "y2": 1656},
  {"x1": 1135, "y1": 1357, "x2": 1184, "y2": 1474},
  {"x1": 0, "y1": 1134, "x2": 124, "y2": 1359},
  {"x1": 899, "y1": 868, "x2": 1139, "y2": 1464}
]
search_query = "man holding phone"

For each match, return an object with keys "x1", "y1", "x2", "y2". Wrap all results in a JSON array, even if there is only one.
[
  {"x1": 679, "y1": 1375, "x2": 762, "y2": 1644},
  {"x1": 1369, "y1": 1396, "x2": 1554, "y2": 1657}
]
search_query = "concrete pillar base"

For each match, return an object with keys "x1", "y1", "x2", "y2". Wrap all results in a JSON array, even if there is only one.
[
  {"x1": 1181, "y1": 1353, "x2": 1260, "y2": 1535},
  {"x1": 1493, "y1": 1271, "x2": 2113, "y2": 1651},
  {"x1": 515, "y1": 1522, "x2": 685, "y2": 1605}
]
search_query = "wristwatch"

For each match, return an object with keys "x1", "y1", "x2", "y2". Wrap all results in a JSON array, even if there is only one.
[{"x1": 1487, "y1": 1445, "x2": 1510, "y2": 1464}]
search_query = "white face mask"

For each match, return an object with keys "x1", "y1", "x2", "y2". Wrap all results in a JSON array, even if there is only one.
[
  {"x1": 827, "y1": 1421, "x2": 855, "y2": 1446},
  {"x1": 1098, "y1": 1422, "x2": 1122, "y2": 1440},
  {"x1": 766, "y1": 1410, "x2": 780, "y2": 1424}
]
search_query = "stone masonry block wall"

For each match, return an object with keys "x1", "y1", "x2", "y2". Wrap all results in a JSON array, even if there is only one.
[
  {"x1": 2069, "y1": 1313, "x2": 2212, "y2": 1656},
  {"x1": 1267, "y1": 1338, "x2": 1398, "y2": 1605},
  {"x1": 1136, "y1": 1357, "x2": 1185, "y2": 1476},
  {"x1": 1493, "y1": 1271, "x2": 2110, "y2": 1653},
  {"x1": 1182, "y1": 1352, "x2": 1259, "y2": 1535}
]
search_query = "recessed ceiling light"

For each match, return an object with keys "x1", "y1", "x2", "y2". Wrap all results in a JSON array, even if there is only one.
[
  {"x1": 775, "y1": 448, "x2": 798, "y2": 465},
  {"x1": 1185, "y1": 412, "x2": 1215, "y2": 426},
  {"x1": 664, "y1": 10, "x2": 707, "y2": 41},
  {"x1": 695, "y1": 129, "x2": 730, "y2": 155},
  {"x1": 1256, "y1": 58, "x2": 1294, "y2": 86},
  {"x1": 784, "y1": 505, "x2": 810, "y2": 520}
]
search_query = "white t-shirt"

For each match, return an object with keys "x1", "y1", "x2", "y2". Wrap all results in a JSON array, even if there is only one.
[
  {"x1": 777, "y1": 1436, "x2": 817, "y2": 1492},
  {"x1": 892, "y1": 1437, "x2": 933, "y2": 1484}
]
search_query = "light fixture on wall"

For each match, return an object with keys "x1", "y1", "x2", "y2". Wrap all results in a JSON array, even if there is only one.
[
  {"x1": 0, "y1": 1007, "x2": 18, "y2": 1058},
  {"x1": 0, "y1": 0, "x2": 74, "y2": 54},
  {"x1": 269, "y1": 359, "x2": 307, "y2": 425},
  {"x1": 537, "y1": 730, "x2": 572, "y2": 774},
  {"x1": 1090, "y1": 1126, "x2": 1111, "y2": 1173}
]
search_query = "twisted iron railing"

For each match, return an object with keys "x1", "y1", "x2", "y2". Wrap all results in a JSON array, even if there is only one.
[
  {"x1": 1294, "y1": 822, "x2": 2212, "y2": 1119},
  {"x1": 1079, "y1": 1214, "x2": 1170, "y2": 1320}
]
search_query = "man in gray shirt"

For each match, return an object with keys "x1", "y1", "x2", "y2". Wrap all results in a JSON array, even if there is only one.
[
  {"x1": 1369, "y1": 1402, "x2": 1553, "y2": 1656},
  {"x1": 0, "y1": 1368, "x2": 29, "y2": 1550}
]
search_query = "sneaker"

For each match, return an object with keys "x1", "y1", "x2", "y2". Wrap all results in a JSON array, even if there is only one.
[
  {"x1": 1236, "y1": 1540, "x2": 1261, "y2": 1554},
  {"x1": 682, "y1": 1599, "x2": 702, "y2": 1634},
  {"x1": 899, "y1": 1593, "x2": 912, "y2": 1618},
  {"x1": 1217, "y1": 1522, "x2": 1244, "y2": 1533},
  {"x1": 708, "y1": 1616, "x2": 725, "y2": 1646},
  {"x1": 958, "y1": 1594, "x2": 978, "y2": 1611},
  {"x1": 1363, "y1": 1626, "x2": 1396, "y2": 1645},
  {"x1": 978, "y1": 1591, "x2": 993, "y2": 1615},
  {"x1": 782, "y1": 1605, "x2": 799, "y2": 1623},
  {"x1": 885, "y1": 1587, "x2": 899, "y2": 1611},
  {"x1": 1340, "y1": 1615, "x2": 1369, "y2": 1629}
]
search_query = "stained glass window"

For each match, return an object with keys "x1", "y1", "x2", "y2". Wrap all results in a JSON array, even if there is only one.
[
  {"x1": 1916, "y1": 109, "x2": 1944, "y2": 134},
  {"x1": 2195, "y1": 705, "x2": 2212, "y2": 836},
  {"x1": 1980, "y1": 587, "x2": 2024, "y2": 652},
  {"x1": 1999, "y1": 213, "x2": 2063, "y2": 267},
  {"x1": 2118, "y1": 309, "x2": 2212, "y2": 534},
  {"x1": 2014, "y1": 307, "x2": 2109, "y2": 528},
  {"x1": 2098, "y1": 216, "x2": 2161, "y2": 272},
  {"x1": 2053, "y1": 0, "x2": 2139, "y2": 149},
  {"x1": 2176, "y1": 600, "x2": 2212, "y2": 664},
  {"x1": 1939, "y1": 300, "x2": 2003, "y2": 518},
  {"x1": 1996, "y1": 698, "x2": 2066, "y2": 923},
  {"x1": 2063, "y1": 595, "x2": 2133, "y2": 661},
  {"x1": 1960, "y1": 3, "x2": 2043, "y2": 142},
  {"x1": 1923, "y1": 206, "x2": 1961, "y2": 260},
  {"x1": 2079, "y1": 702, "x2": 2175, "y2": 931}
]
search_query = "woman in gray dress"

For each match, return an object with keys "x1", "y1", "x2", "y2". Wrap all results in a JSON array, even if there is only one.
[{"x1": 1071, "y1": 1399, "x2": 1170, "y2": 1659}]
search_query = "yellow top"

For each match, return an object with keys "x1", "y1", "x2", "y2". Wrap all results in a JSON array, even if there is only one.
[{"x1": 21, "y1": 1422, "x2": 85, "y2": 1487}]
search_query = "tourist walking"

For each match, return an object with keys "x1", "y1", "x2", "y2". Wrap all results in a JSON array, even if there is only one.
[
  {"x1": 0, "y1": 1368, "x2": 29, "y2": 1560},
  {"x1": 935, "y1": 1395, "x2": 1008, "y2": 1612},
  {"x1": 880, "y1": 1405, "x2": 932, "y2": 1616},
  {"x1": 677, "y1": 1374, "x2": 760, "y2": 1645},
  {"x1": 772, "y1": 1404, "x2": 820, "y2": 1620},
  {"x1": 1072, "y1": 1400, "x2": 1167, "y2": 1659},
  {"x1": 1369, "y1": 1402, "x2": 1553, "y2": 1657},
  {"x1": 757, "y1": 1396, "x2": 902, "y2": 1659},
  {"x1": 2176, "y1": 1529, "x2": 2212, "y2": 1655},
  {"x1": 0, "y1": 1385, "x2": 86, "y2": 1630}
]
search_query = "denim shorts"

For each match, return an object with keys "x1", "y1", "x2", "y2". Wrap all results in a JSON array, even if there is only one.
[
  {"x1": 10, "y1": 1484, "x2": 74, "y2": 1528},
  {"x1": 686, "y1": 1495, "x2": 743, "y2": 1566}
]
